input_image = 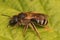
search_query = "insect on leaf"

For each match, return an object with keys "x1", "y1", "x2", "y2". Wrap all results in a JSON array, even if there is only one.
[{"x1": 0, "y1": 0, "x2": 60, "y2": 40}]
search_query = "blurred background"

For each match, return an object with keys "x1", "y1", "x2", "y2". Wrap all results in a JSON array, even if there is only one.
[{"x1": 0, "y1": 0, "x2": 60, "y2": 40}]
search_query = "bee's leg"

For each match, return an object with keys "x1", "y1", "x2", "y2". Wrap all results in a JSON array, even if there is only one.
[
  {"x1": 29, "y1": 22, "x2": 41, "y2": 40},
  {"x1": 23, "y1": 25, "x2": 28, "y2": 36},
  {"x1": 43, "y1": 20, "x2": 50, "y2": 31},
  {"x1": 44, "y1": 25, "x2": 52, "y2": 32},
  {"x1": 44, "y1": 25, "x2": 49, "y2": 31}
]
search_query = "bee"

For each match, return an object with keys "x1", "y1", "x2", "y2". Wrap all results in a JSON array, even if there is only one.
[{"x1": 1, "y1": 12, "x2": 48, "y2": 39}]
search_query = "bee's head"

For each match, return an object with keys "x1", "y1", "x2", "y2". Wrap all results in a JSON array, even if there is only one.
[{"x1": 9, "y1": 15, "x2": 18, "y2": 26}]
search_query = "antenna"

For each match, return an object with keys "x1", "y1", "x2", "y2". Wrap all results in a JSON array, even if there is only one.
[{"x1": 1, "y1": 14, "x2": 11, "y2": 18}]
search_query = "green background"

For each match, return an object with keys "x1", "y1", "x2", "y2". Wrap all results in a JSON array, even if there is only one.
[{"x1": 0, "y1": 0, "x2": 60, "y2": 40}]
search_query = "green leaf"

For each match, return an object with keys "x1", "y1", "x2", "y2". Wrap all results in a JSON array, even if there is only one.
[{"x1": 0, "y1": 0, "x2": 60, "y2": 40}]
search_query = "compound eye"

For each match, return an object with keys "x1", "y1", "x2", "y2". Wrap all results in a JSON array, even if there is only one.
[
  {"x1": 18, "y1": 12, "x2": 27, "y2": 19},
  {"x1": 9, "y1": 20, "x2": 17, "y2": 26},
  {"x1": 10, "y1": 20, "x2": 16, "y2": 24}
]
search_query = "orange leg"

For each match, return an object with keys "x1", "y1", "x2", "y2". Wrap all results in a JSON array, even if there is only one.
[{"x1": 44, "y1": 25, "x2": 52, "y2": 32}]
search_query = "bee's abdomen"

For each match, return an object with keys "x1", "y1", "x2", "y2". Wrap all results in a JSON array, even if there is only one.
[
  {"x1": 31, "y1": 19, "x2": 48, "y2": 26},
  {"x1": 39, "y1": 19, "x2": 48, "y2": 26}
]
